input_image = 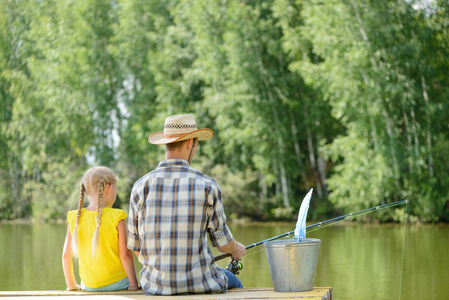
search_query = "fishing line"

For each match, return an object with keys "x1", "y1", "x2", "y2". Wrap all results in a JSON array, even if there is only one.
[
  {"x1": 232, "y1": 232, "x2": 293, "y2": 262},
  {"x1": 238, "y1": 200, "x2": 408, "y2": 260},
  {"x1": 267, "y1": 201, "x2": 400, "y2": 246},
  {"x1": 306, "y1": 206, "x2": 392, "y2": 234},
  {"x1": 242, "y1": 247, "x2": 266, "y2": 259},
  {"x1": 398, "y1": 200, "x2": 408, "y2": 300},
  {"x1": 241, "y1": 232, "x2": 294, "y2": 261},
  {"x1": 214, "y1": 200, "x2": 408, "y2": 263},
  {"x1": 305, "y1": 200, "x2": 408, "y2": 234}
]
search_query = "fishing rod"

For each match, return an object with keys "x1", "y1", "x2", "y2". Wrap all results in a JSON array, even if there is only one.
[{"x1": 215, "y1": 200, "x2": 407, "y2": 264}]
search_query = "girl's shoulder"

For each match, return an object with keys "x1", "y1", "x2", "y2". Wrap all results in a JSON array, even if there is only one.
[
  {"x1": 103, "y1": 208, "x2": 128, "y2": 222},
  {"x1": 104, "y1": 207, "x2": 126, "y2": 214},
  {"x1": 66, "y1": 209, "x2": 82, "y2": 229},
  {"x1": 67, "y1": 209, "x2": 78, "y2": 219}
]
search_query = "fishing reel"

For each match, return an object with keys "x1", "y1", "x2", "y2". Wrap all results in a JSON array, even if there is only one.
[{"x1": 226, "y1": 259, "x2": 243, "y2": 275}]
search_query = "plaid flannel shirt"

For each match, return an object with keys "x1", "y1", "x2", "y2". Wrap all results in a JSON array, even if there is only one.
[{"x1": 127, "y1": 159, "x2": 234, "y2": 295}]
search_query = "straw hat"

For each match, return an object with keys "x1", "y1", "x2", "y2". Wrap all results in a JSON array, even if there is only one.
[{"x1": 148, "y1": 114, "x2": 213, "y2": 145}]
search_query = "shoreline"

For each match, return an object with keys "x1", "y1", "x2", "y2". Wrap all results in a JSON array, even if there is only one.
[
  {"x1": 0, "y1": 218, "x2": 445, "y2": 226},
  {"x1": 0, "y1": 218, "x2": 66, "y2": 224}
]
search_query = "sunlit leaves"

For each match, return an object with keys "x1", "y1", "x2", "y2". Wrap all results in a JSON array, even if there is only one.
[{"x1": 1, "y1": 0, "x2": 448, "y2": 221}]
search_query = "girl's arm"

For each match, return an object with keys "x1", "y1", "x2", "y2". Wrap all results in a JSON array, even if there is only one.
[
  {"x1": 117, "y1": 220, "x2": 139, "y2": 290},
  {"x1": 62, "y1": 227, "x2": 81, "y2": 291}
]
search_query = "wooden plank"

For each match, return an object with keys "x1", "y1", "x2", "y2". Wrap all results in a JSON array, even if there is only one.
[{"x1": 0, "y1": 287, "x2": 332, "y2": 300}]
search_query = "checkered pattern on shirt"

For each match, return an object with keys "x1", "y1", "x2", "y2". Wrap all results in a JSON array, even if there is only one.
[{"x1": 127, "y1": 159, "x2": 234, "y2": 295}]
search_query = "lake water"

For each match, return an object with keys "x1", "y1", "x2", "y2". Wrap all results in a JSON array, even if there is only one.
[{"x1": 0, "y1": 221, "x2": 447, "y2": 299}]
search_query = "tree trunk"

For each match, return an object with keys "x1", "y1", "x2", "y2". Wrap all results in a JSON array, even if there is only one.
[
  {"x1": 317, "y1": 154, "x2": 328, "y2": 197},
  {"x1": 411, "y1": 28, "x2": 433, "y2": 178},
  {"x1": 402, "y1": 111, "x2": 414, "y2": 174},
  {"x1": 278, "y1": 137, "x2": 291, "y2": 209},
  {"x1": 257, "y1": 57, "x2": 291, "y2": 208},
  {"x1": 382, "y1": 107, "x2": 401, "y2": 190},
  {"x1": 304, "y1": 111, "x2": 324, "y2": 198},
  {"x1": 419, "y1": 64, "x2": 433, "y2": 177},
  {"x1": 7, "y1": 151, "x2": 22, "y2": 218},
  {"x1": 289, "y1": 112, "x2": 311, "y2": 191}
]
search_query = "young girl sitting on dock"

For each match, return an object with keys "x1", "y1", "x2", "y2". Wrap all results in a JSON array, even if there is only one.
[{"x1": 62, "y1": 166, "x2": 139, "y2": 291}]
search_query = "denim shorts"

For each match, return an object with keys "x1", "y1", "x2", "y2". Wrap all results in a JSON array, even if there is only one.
[{"x1": 82, "y1": 277, "x2": 129, "y2": 292}]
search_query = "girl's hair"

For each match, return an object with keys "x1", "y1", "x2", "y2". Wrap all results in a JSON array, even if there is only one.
[{"x1": 71, "y1": 166, "x2": 118, "y2": 258}]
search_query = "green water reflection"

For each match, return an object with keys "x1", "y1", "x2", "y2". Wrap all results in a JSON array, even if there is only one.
[{"x1": 1, "y1": 222, "x2": 447, "y2": 300}]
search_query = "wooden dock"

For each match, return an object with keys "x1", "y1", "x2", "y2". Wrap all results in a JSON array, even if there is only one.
[{"x1": 0, "y1": 287, "x2": 332, "y2": 299}]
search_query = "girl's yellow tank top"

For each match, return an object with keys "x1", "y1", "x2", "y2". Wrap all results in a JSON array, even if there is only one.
[{"x1": 67, "y1": 208, "x2": 128, "y2": 288}]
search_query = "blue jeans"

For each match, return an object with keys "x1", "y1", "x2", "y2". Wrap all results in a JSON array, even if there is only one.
[
  {"x1": 221, "y1": 267, "x2": 243, "y2": 289},
  {"x1": 81, "y1": 277, "x2": 129, "y2": 292}
]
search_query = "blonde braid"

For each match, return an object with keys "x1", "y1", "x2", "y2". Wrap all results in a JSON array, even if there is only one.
[
  {"x1": 71, "y1": 183, "x2": 85, "y2": 258},
  {"x1": 91, "y1": 178, "x2": 106, "y2": 257}
]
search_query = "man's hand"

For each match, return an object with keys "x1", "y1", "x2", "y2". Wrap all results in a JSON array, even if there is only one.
[
  {"x1": 230, "y1": 241, "x2": 245, "y2": 261},
  {"x1": 217, "y1": 239, "x2": 246, "y2": 261}
]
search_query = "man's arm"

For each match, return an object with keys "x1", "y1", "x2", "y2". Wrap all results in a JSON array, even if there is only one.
[{"x1": 127, "y1": 185, "x2": 142, "y2": 253}]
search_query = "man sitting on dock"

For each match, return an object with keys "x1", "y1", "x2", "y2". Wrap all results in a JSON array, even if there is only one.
[{"x1": 127, "y1": 114, "x2": 246, "y2": 295}]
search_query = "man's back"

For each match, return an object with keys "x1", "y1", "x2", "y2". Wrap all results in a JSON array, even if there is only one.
[{"x1": 128, "y1": 159, "x2": 234, "y2": 295}]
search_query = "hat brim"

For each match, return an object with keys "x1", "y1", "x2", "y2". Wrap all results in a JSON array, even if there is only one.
[{"x1": 148, "y1": 128, "x2": 213, "y2": 145}]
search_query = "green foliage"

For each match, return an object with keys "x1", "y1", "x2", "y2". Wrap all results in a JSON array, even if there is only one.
[
  {"x1": 322, "y1": 129, "x2": 395, "y2": 212},
  {"x1": 0, "y1": 170, "x2": 13, "y2": 219},
  {"x1": 287, "y1": 0, "x2": 449, "y2": 221},
  {"x1": 26, "y1": 159, "x2": 84, "y2": 221},
  {"x1": 210, "y1": 164, "x2": 263, "y2": 220},
  {"x1": 0, "y1": 0, "x2": 448, "y2": 223}
]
